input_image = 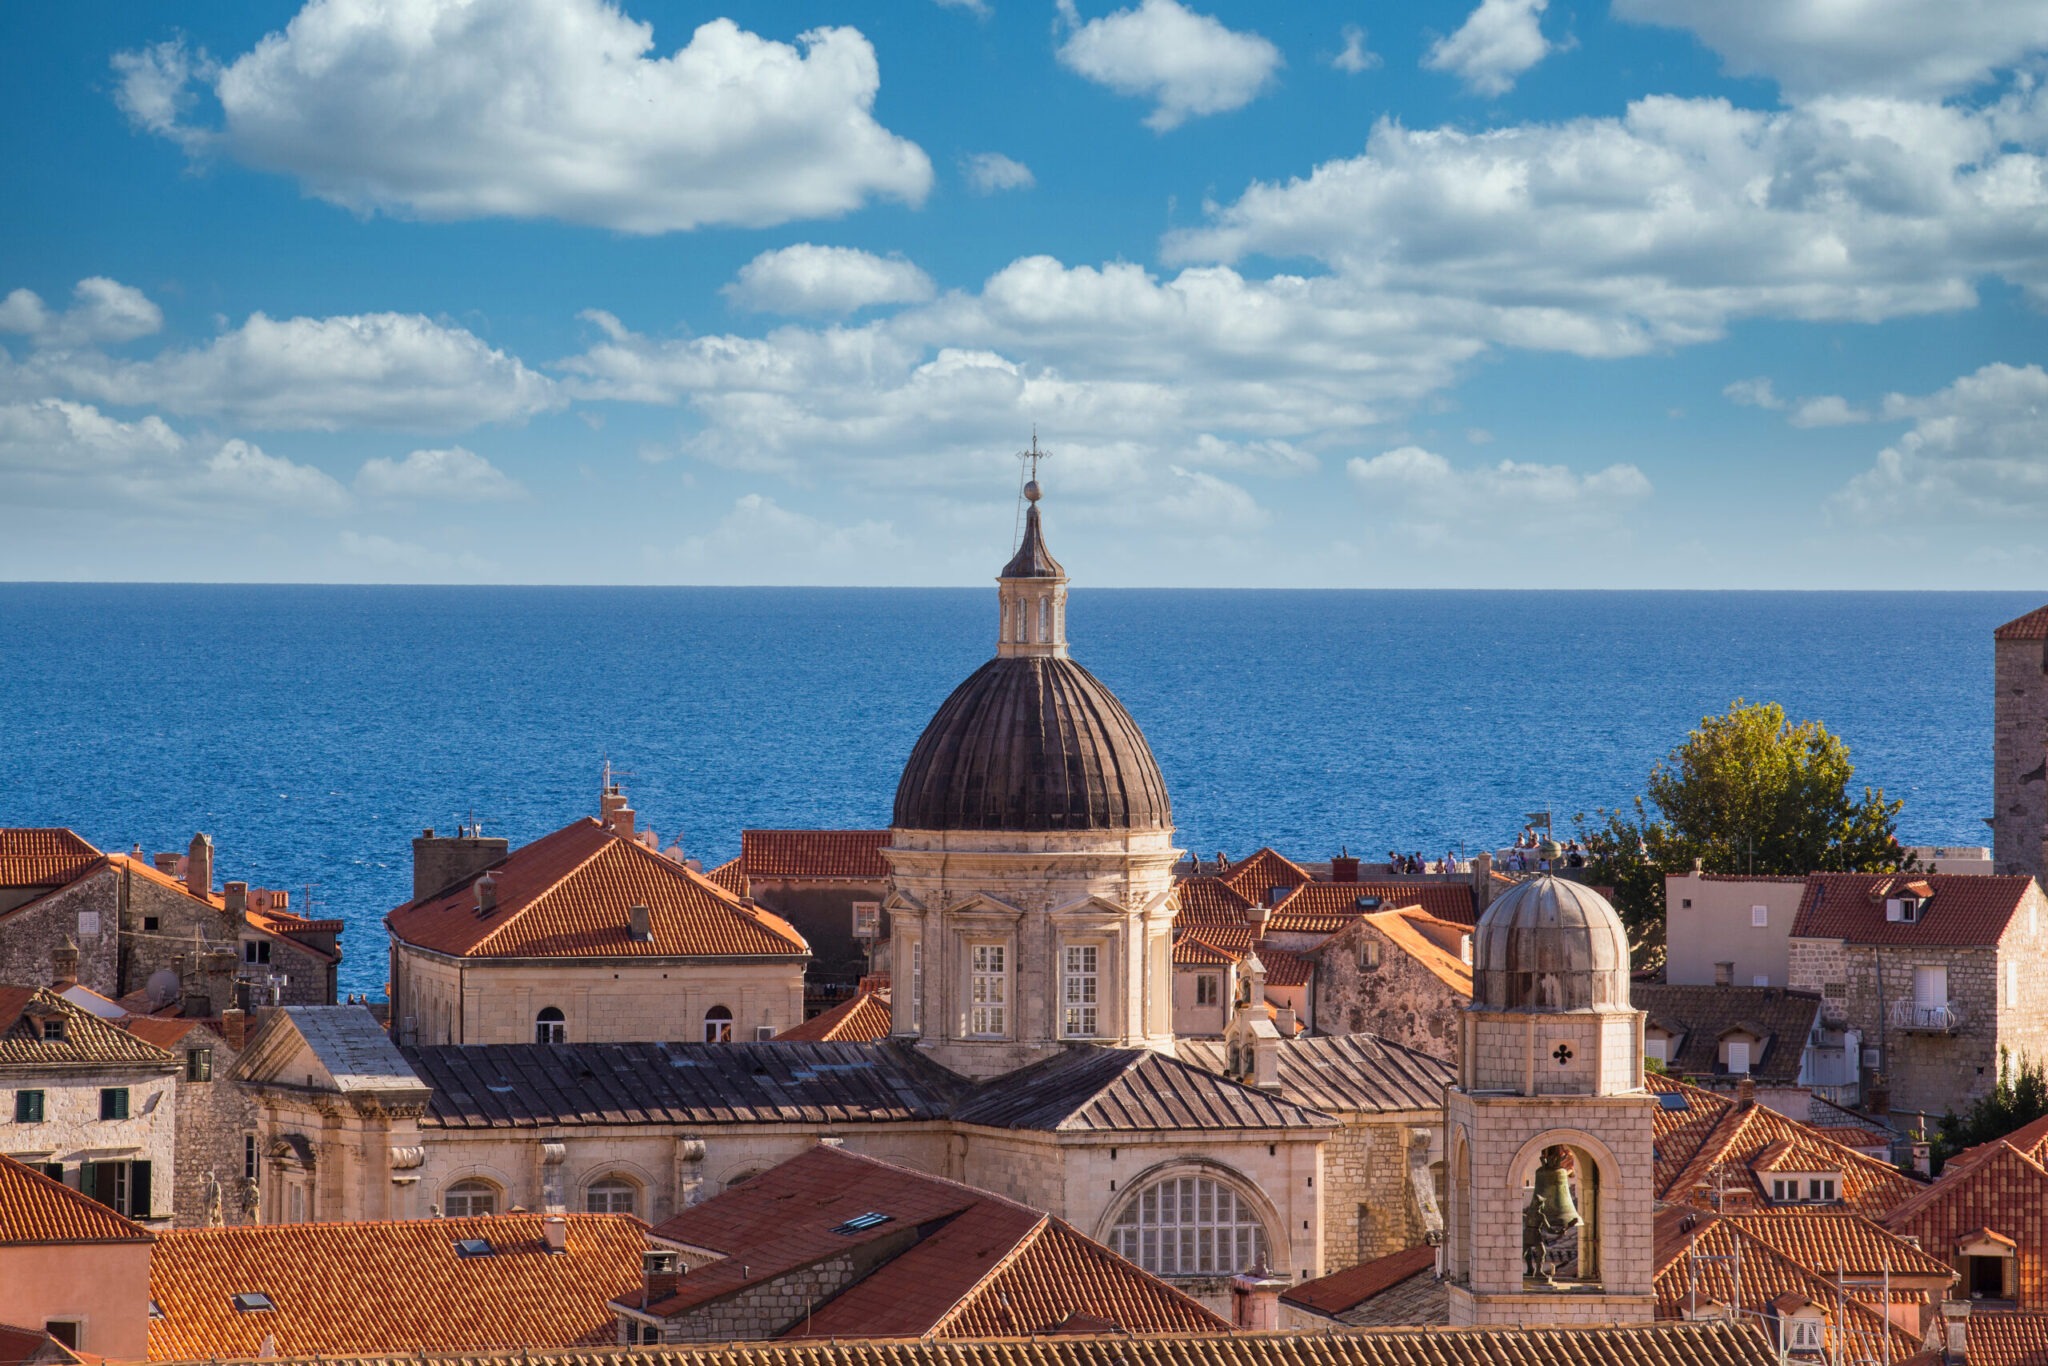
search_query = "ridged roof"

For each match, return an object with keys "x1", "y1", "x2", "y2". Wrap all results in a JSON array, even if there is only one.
[
  {"x1": 950, "y1": 1046, "x2": 1332, "y2": 1132},
  {"x1": 387, "y1": 818, "x2": 808, "y2": 960},
  {"x1": 892, "y1": 657, "x2": 1171, "y2": 833},
  {"x1": 1632, "y1": 985, "x2": 1825, "y2": 1086},
  {"x1": 774, "y1": 989, "x2": 892, "y2": 1043},
  {"x1": 740, "y1": 830, "x2": 891, "y2": 880},
  {"x1": 0, "y1": 1153, "x2": 153, "y2": 1246},
  {"x1": 999, "y1": 504, "x2": 1065, "y2": 580},
  {"x1": 1884, "y1": 1141, "x2": 2048, "y2": 1310},
  {"x1": 1284, "y1": 1246, "x2": 1437, "y2": 1318},
  {"x1": 0, "y1": 985, "x2": 178, "y2": 1068},
  {"x1": 148, "y1": 1214, "x2": 644, "y2": 1360},
  {"x1": 1966, "y1": 1310, "x2": 2048, "y2": 1366},
  {"x1": 1179, "y1": 1033, "x2": 1453, "y2": 1115},
  {"x1": 1995, "y1": 604, "x2": 2048, "y2": 639},
  {"x1": 1790, "y1": 871, "x2": 2037, "y2": 946},
  {"x1": 0, "y1": 828, "x2": 100, "y2": 888}
]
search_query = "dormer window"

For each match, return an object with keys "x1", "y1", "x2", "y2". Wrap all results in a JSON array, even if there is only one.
[
  {"x1": 1768, "y1": 1173, "x2": 1840, "y2": 1204},
  {"x1": 1886, "y1": 896, "x2": 1924, "y2": 924},
  {"x1": 1267, "y1": 886, "x2": 1288, "y2": 908},
  {"x1": 1787, "y1": 1318, "x2": 1823, "y2": 1352}
]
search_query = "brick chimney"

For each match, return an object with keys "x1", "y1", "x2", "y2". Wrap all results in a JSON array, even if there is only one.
[
  {"x1": 1714, "y1": 961, "x2": 1734, "y2": 987},
  {"x1": 542, "y1": 1215, "x2": 567, "y2": 1254},
  {"x1": 222, "y1": 1007, "x2": 247, "y2": 1050},
  {"x1": 1331, "y1": 849, "x2": 1360, "y2": 883},
  {"x1": 1229, "y1": 1253, "x2": 1291, "y2": 1330},
  {"x1": 187, "y1": 833, "x2": 214, "y2": 899},
  {"x1": 50, "y1": 937, "x2": 78, "y2": 993},
  {"x1": 153, "y1": 851, "x2": 182, "y2": 876},
  {"x1": 1736, "y1": 1074, "x2": 1756, "y2": 1106},
  {"x1": 224, "y1": 881, "x2": 248, "y2": 915},
  {"x1": 1941, "y1": 1299, "x2": 1969, "y2": 1364}
]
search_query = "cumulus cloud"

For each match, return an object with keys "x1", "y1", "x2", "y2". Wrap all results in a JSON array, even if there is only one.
[
  {"x1": 0, "y1": 398, "x2": 183, "y2": 473},
  {"x1": 1423, "y1": 0, "x2": 1557, "y2": 97},
  {"x1": 1614, "y1": 0, "x2": 2048, "y2": 99},
  {"x1": 723, "y1": 245, "x2": 935, "y2": 315},
  {"x1": 0, "y1": 278, "x2": 164, "y2": 347},
  {"x1": 1724, "y1": 377, "x2": 1785, "y2": 410},
  {"x1": 338, "y1": 530, "x2": 495, "y2": 578},
  {"x1": 16, "y1": 308, "x2": 559, "y2": 431},
  {"x1": 112, "y1": 0, "x2": 931, "y2": 233},
  {"x1": 1834, "y1": 363, "x2": 2048, "y2": 518},
  {"x1": 963, "y1": 152, "x2": 1036, "y2": 195},
  {"x1": 657, "y1": 493, "x2": 908, "y2": 583},
  {"x1": 1331, "y1": 25, "x2": 1381, "y2": 75},
  {"x1": 1055, "y1": 0, "x2": 1283, "y2": 131},
  {"x1": 1348, "y1": 445, "x2": 1650, "y2": 538},
  {"x1": 202, "y1": 439, "x2": 351, "y2": 512},
  {"x1": 356, "y1": 445, "x2": 524, "y2": 501},
  {"x1": 1158, "y1": 466, "x2": 1271, "y2": 531},
  {"x1": 1788, "y1": 394, "x2": 1872, "y2": 427},
  {"x1": 1166, "y1": 92, "x2": 2048, "y2": 351}
]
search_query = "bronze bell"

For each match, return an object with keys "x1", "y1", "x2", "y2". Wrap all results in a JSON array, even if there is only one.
[{"x1": 1532, "y1": 1146, "x2": 1582, "y2": 1229}]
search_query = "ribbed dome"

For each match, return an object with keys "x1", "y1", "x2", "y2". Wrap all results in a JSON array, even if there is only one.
[
  {"x1": 893, "y1": 656, "x2": 1172, "y2": 832},
  {"x1": 1472, "y1": 875, "x2": 1632, "y2": 1012}
]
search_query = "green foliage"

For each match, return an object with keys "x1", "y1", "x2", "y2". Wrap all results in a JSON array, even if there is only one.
[
  {"x1": 1934, "y1": 1048, "x2": 2048, "y2": 1172},
  {"x1": 1643, "y1": 1055, "x2": 1667, "y2": 1075},
  {"x1": 1574, "y1": 699, "x2": 1908, "y2": 969}
]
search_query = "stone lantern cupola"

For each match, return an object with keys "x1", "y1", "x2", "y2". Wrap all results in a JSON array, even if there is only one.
[{"x1": 996, "y1": 479, "x2": 1068, "y2": 659}]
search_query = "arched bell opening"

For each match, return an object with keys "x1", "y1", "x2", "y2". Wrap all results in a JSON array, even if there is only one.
[{"x1": 1510, "y1": 1135, "x2": 1610, "y2": 1289}]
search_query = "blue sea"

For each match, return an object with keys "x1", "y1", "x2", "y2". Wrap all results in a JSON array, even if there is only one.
[{"x1": 0, "y1": 586, "x2": 2037, "y2": 998}]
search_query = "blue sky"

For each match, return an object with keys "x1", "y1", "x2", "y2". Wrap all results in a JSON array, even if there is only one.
[{"x1": 1, "y1": 0, "x2": 2044, "y2": 587}]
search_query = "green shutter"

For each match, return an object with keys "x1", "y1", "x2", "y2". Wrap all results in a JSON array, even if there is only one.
[
  {"x1": 79, "y1": 1161, "x2": 99, "y2": 1206},
  {"x1": 128, "y1": 1161, "x2": 152, "y2": 1219}
]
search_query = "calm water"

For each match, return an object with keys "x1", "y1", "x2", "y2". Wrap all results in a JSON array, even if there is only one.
[{"x1": 0, "y1": 586, "x2": 2035, "y2": 997}]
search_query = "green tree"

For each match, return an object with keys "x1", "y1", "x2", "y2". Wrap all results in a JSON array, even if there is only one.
[
  {"x1": 1933, "y1": 1049, "x2": 2048, "y2": 1172},
  {"x1": 1576, "y1": 700, "x2": 1908, "y2": 968}
]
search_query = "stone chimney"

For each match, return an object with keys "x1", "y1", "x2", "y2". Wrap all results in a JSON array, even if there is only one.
[
  {"x1": 627, "y1": 904, "x2": 652, "y2": 941},
  {"x1": 542, "y1": 1215, "x2": 567, "y2": 1254},
  {"x1": 1229, "y1": 1253, "x2": 1292, "y2": 1330},
  {"x1": 1941, "y1": 1299, "x2": 1970, "y2": 1364},
  {"x1": 1472, "y1": 851, "x2": 1494, "y2": 911},
  {"x1": 1714, "y1": 961, "x2": 1734, "y2": 987},
  {"x1": 608, "y1": 801, "x2": 636, "y2": 841},
  {"x1": 1736, "y1": 1074, "x2": 1756, "y2": 1106},
  {"x1": 1331, "y1": 849, "x2": 1360, "y2": 883},
  {"x1": 224, "y1": 881, "x2": 248, "y2": 915},
  {"x1": 222, "y1": 1007, "x2": 247, "y2": 1050},
  {"x1": 475, "y1": 871, "x2": 499, "y2": 917},
  {"x1": 153, "y1": 851, "x2": 182, "y2": 876},
  {"x1": 413, "y1": 828, "x2": 509, "y2": 903},
  {"x1": 50, "y1": 937, "x2": 79, "y2": 993},
  {"x1": 187, "y1": 833, "x2": 214, "y2": 899},
  {"x1": 203, "y1": 946, "x2": 238, "y2": 1015}
]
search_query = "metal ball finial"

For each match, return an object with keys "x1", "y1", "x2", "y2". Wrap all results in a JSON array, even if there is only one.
[{"x1": 1023, "y1": 479, "x2": 1042, "y2": 503}]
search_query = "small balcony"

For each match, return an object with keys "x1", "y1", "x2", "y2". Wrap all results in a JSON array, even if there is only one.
[{"x1": 1889, "y1": 999, "x2": 1964, "y2": 1034}]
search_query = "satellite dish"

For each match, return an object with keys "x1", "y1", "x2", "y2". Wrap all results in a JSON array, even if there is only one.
[{"x1": 147, "y1": 969, "x2": 181, "y2": 1009}]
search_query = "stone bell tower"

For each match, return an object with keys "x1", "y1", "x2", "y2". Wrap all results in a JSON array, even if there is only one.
[{"x1": 1442, "y1": 875, "x2": 1657, "y2": 1327}]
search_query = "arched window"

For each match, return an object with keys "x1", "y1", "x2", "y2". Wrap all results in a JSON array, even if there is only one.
[
  {"x1": 703, "y1": 1005, "x2": 733, "y2": 1043},
  {"x1": 1039, "y1": 596, "x2": 1050, "y2": 642},
  {"x1": 1109, "y1": 1174, "x2": 1268, "y2": 1277},
  {"x1": 444, "y1": 1179, "x2": 499, "y2": 1217},
  {"x1": 535, "y1": 1006, "x2": 566, "y2": 1045},
  {"x1": 585, "y1": 1175, "x2": 638, "y2": 1215}
]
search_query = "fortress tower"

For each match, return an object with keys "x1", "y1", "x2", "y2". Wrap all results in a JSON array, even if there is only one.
[
  {"x1": 1993, "y1": 604, "x2": 2048, "y2": 882},
  {"x1": 1442, "y1": 876, "x2": 1658, "y2": 1327},
  {"x1": 883, "y1": 473, "x2": 1181, "y2": 1079}
]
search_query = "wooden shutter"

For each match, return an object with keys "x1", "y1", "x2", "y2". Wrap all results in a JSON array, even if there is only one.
[{"x1": 128, "y1": 1161, "x2": 152, "y2": 1219}]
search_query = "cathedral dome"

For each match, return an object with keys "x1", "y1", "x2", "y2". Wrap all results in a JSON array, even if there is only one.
[
  {"x1": 892, "y1": 655, "x2": 1172, "y2": 832},
  {"x1": 1471, "y1": 875, "x2": 1632, "y2": 1012}
]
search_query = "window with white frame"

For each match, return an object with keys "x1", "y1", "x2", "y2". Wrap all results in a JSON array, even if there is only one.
[
  {"x1": 1109, "y1": 1175, "x2": 1268, "y2": 1277},
  {"x1": 1752, "y1": 905, "x2": 1769, "y2": 927},
  {"x1": 1063, "y1": 944, "x2": 1099, "y2": 1037},
  {"x1": 535, "y1": 1007, "x2": 566, "y2": 1045},
  {"x1": 1787, "y1": 1317, "x2": 1823, "y2": 1351},
  {"x1": 851, "y1": 902, "x2": 880, "y2": 939},
  {"x1": 585, "y1": 1175, "x2": 638, "y2": 1215},
  {"x1": 702, "y1": 1005, "x2": 734, "y2": 1043},
  {"x1": 970, "y1": 944, "x2": 1007, "y2": 1036},
  {"x1": 909, "y1": 941, "x2": 924, "y2": 1032},
  {"x1": 444, "y1": 1179, "x2": 499, "y2": 1217},
  {"x1": 1725, "y1": 1039, "x2": 1751, "y2": 1074}
]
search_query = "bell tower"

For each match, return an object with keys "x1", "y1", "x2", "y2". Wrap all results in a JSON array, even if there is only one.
[{"x1": 1442, "y1": 876, "x2": 1657, "y2": 1327}]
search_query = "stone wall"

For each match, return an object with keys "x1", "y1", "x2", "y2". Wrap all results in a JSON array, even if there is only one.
[
  {"x1": 1803, "y1": 940, "x2": 2002, "y2": 1121},
  {"x1": 654, "y1": 1251, "x2": 865, "y2": 1341},
  {"x1": 0, "y1": 867, "x2": 120, "y2": 996},
  {"x1": 1788, "y1": 937, "x2": 1850, "y2": 1026},
  {"x1": 1993, "y1": 629, "x2": 2048, "y2": 880},
  {"x1": 168, "y1": 1020, "x2": 257, "y2": 1227},
  {"x1": 1318, "y1": 1114, "x2": 1440, "y2": 1267},
  {"x1": 119, "y1": 872, "x2": 334, "y2": 1008},
  {"x1": 1996, "y1": 885, "x2": 2048, "y2": 1083},
  {"x1": 0, "y1": 1059, "x2": 178, "y2": 1222},
  {"x1": 1309, "y1": 920, "x2": 1463, "y2": 1056}
]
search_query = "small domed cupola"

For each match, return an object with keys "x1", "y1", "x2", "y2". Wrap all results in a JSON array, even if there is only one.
[{"x1": 1471, "y1": 875, "x2": 1632, "y2": 1012}]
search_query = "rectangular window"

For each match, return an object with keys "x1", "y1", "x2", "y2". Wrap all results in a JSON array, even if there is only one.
[
  {"x1": 186, "y1": 1048, "x2": 213, "y2": 1082},
  {"x1": 15, "y1": 1090, "x2": 45, "y2": 1123},
  {"x1": 143, "y1": 915, "x2": 160, "y2": 932},
  {"x1": 244, "y1": 1134, "x2": 259, "y2": 1183},
  {"x1": 1914, "y1": 964, "x2": 1948, "y2": 1022},
  {"x1": 1752, "y1": 974, "x2": 1770, "y2": 988},
  {"x1": 909, "y1": 942, "x2": 923, "y2": 1032},
  {"x1": 244, "y1": 940, "x2": 271, "y2": 965},
  {"x1": 82, "y1": 1159, "x2": 150, "y2": 1218},
  {"x1": 100, "y1": 1087, "x2": 130, "y2": 1121},
  {"x1": 2011, "y1": 960, "x2": 2021, "y2": 1008},
  {"x1": 41, "y1": 1019, "x2": 65, "y2": 1042},
  {"x1": 1196, "y1": 974, "x2": 1219, "y2": 1007},
  {"x1": 1063, "y1": 944, "x2": 1099, "y2": 1037},
  {"x1": 1644, "y1": 1037, "x2": 1668, "y2": 1065},
  {"x1": 851, "y1": 901, "x2": 880, "y2": 939},
  {"x1": 1751, "y1": 905, "x2": 1769, "y2": 927},
  {"x1": 44, "y1": 1323, "x2": 78, "y2": 1350},
  {"x1": 41, "y1": 1163, "x2": 63, "y2": 1183},
  {"x1": 970, "y1": 944, "x2": 1007, "y2": 1037},
  {"x1": 1771, "y1": 1179, "x2": 1789, "y2": 1202},
  {"x1": 1726, "y1": 1040, "x2": 1751, "y2": 1074}
]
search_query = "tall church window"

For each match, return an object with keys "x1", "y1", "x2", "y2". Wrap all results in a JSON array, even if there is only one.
[
  {"x1": 535, "y1": 1006, "x2": 566, "y2": 1045},
  {"x1": 970, "y1": 944, "x2": 1007, "y2": 1036},
  {"x1": 702, "y1": 1005, "x2": 734, "y2": 1043},
  {"x1": 1109, "y1": 1175, "x2": 1268, "y2": 1277},
  {"x1": 444, "y1": 1179, "x2": 498, "y2": 1217},
  {"x1": 1063, "y1": 944, "x2": 1099, "y2": 1037},
  {"x1": 909, "y1": 941, "x2": 924, "y2": 1032},
  {"x1": 1039, "y1": 597, "x2": 1050, "y2": 642}
]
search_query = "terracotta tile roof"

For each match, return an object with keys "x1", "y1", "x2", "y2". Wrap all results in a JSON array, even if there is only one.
[
  {"x1": 105, "y1": 853, "x2": 225, "y2": 909},
  {"x1": 1172, "y1": 935, "x2": 1237, "y2": 967},
  {"x1": 122, "y1": 1017, "x2": 211, "y2": 1049},
  {"x1": 740, "y1": 831, "x2": 891, "y2": 881},
  {"x1": 775, "y1": 989, "x2": 892, "y2": 1043},
  {"x1": 1284, "y1": 1246, "x2": 1437, "y2": 1317},
  {"x1": 387, "y1": 818, "x2": 808, "y2": 960},
  {"x1": 950, "y1": 1046, "x2": 1334, "y2": 1132},
  {"x1": 1968, "y1": 1311, "x2": 2048, "y2": 1366},
  {"x1": 1219, "y1": 849, "x2": 1313, "y2": 904},
  {"x1": 1884, "y1": 1140, "x2": 2048, "y2": 1309},
  {"x1": 1720, "y1": 1209, "x2": 1954, "y2": 1281},
  {"x1": 0, "y1": 829, "x2": 101, "y2": 889},
  {"x1": 703, "y1": 858, "x2": 747, "y2": 895},
  {"x1": 1179, "y1": 1033, "x2": 1452, "y2": 1114},
  {"x1": 147, "y1": 1213, "x2": 644, "y2": 1360},
  {"x1": 908, "y1": 1218, "x2": 1225, "y2": 1339},
  {"x1": 1355, "y1": 909, "x2": 1472, "y2": 995},
  {"x1": 1653, "y1": 1209, "x2": 1923, "y2": 1360},
  {"x1": 1634, "y1": 986, "x2": 1825, "y2": 1087},
  {"x1": 1170, "y1": 878, "x2": 1255, "y2": 929},
  {"x1": 1272, "y1": 882, "x2": 1479, "y2": 932},
  {"x1": 0, "y1": 1323, "x2": 84, "y2": 1366},
  {"x1": 1650, "y1": 1075, "x2": 1923, "y2": 1216},
  {"x1": 1255, "y1": 946, "x2": 1313, "y2": 987},
  {"x1": 408, "y1": 1039, "x2": 959, "y2": 1129},
  {"x1": 147, "y1": 1322, "x2": 1786, "y2": 1366},
  {"x1": 0, "y1": 1154, "x2": 153, "y2": 1246},
  {"x1": 1949, "y1": 1113, "x2": 2048, "y2": 1170},
  {"x1": 1791, "y1": 872, "x2": 2038, "y2": 946},
  {"x1": 0, "y1": 985, "x2": 178, "y2": 1068},
  {"x1": 1995, "y1": 605, "x2": 2048, "y2": 640}
]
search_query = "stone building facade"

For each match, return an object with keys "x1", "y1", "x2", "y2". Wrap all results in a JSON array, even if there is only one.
[
  {"x1": 125, "y1": 1009, "x2": 256, "y2": 1227},
  {"x1": 1306, "y1": 910, "x2": 1471, "y2": 1058},
  {"x1": 1993, "y1": 603, "x2": 2048, "y2": 882}
]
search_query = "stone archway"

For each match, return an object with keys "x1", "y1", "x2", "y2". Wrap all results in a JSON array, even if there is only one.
[{"x1": 1505, "y1": 1129, "x2": 1621, "y2": 1288}]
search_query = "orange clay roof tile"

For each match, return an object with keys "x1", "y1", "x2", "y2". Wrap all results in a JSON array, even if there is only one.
[
  {"x1": 1966, "y1": 1310, "x2": 2048, "y2": 1366},
  {"x1": 146, "y1": 1213, "x2": 646, "y2": 1361},
  {"x1": 1272, "y1": 881, "x2": 1479, "y2": 931},
  {"x1": 1355, "y1": 908, "x2": 1473, "y2": 996},
  {"x1": 1219, "y1": 849, "x2": 1313, "y2": 903},
  {"x1": 703, "y1": 858, "x2": 747, "y2": 895},
  {"x1": 739, "y1": 830, "x2": 891, "y2": 880},
  {"x1": 1650, "y1": 1078, "x2": 1922, "y2": 1217},
  {"x1": 0, "y1": 829, "x2": 101, "y2": 889},
  {"x1": 0, "y1": 1154, "x2": 153, "y2": 1247},
  {"x1": 386, "y1": 818, "x2": 808, "y2": 961},
  {"x1": 775, "y1": 989, "x2": 892, "y2": 1043},
  {"x1": 0, "y1": 986, "x2": 178, "y2": 1068},
  {"x1": 1284, "y1": 1245, "x2": 1438, "y2": 1317},
  {"x1": 1995, "y1": 604, "x2": 2048, "y2": 640},
  {"x1": 1791, "y1": 872, "x2": 2038, "y2": 946},
  {"x1": 1883, "y1": 1142, "x2": 2048, "y2": 1309}
]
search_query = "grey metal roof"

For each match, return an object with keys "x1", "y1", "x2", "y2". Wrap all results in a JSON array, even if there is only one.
[
  {"x1": 406, "y1": 1040, "x2": 960, "y2": 1128},
  {"x1": 283, "y1": 1005, "x2": 426, "y2": 1095},
  {"x1": 1472, "y1": 875, "x2": 1632, "y2": 1011},
  {"x1": 949, "y1": 1045, "x2": 1334, "y2": 1133},
  {"x1": 998, "y1": 503, "x2": 1065, "y2": 580},
  {"x1": 1632, "y1": 985, "x2": 1824, "y2": 1087},
  {"x1": 1177, "y1": 1034, "x2": 1453, "y2": 1116}
]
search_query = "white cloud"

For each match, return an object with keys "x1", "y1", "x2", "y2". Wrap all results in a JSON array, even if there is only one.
[
  {"x1": 21, "y1": 309, "x2": 559, "y2": 431},
  {"x1": 1055, "y1": 0, "x2": 1282, "y2": 131},
  {"x1": 1834, "y1": 362, "x2": 2048, "y2": 518},
  {"x1": 1423, "y1": 0, "x2": 1557, "y2": 97},
  {"x1": 356, "y1": 445, "x2": 524, "y2": 501},
  {"x1": 338, "y1": 530, "x2": 495, "y2": 578},
  {"x1": 1348, "y1": 445, "x2": 1650, "y2": 545},
  {"x1": 113, "y1": 0, "x2": 932, "y2": 233},
  {"x1": 1183, "y1": 433, "x2": 1318, "y2": 475},
  {"x1": 724, "y1": 245, "x2": 935, "y2": 315},
  {"x1": 963, "y1": 152, "x2": 1037, "y2": 195},
  {"x1": 1331, "y1": 25, "x2": 1381, "y2": 75},
  {"x1": 1788, "y1": 394, "x2": 1871, "y2": 427},
  {"x1": 202, "y1": 439, "x2": 351, "y2": 512},
  {"x1": 0, "y1": 278, "x2": 164, "y2": 347},
  {"x1": 658, "y1": 493, "x2": 908, "y2": 583},
  {"x1": 1614, "y1": 0, "x2": 2048, "y2": 99},
  {"x1": 1166, "y1": 93, "x2": 2048, "y2": 351},
  {"x1": 1159, "y1": 466, "x2": 1271, "y2": 530},
  {"x1": 0, "y1": 398, "x2": 183, "y2": 473},
  {"x1": 1724, "y1": 377, "x2": 1785, "y2": 410},
  {"x1": 934, "y1": 0, "x2": 992, "y2": 14}
]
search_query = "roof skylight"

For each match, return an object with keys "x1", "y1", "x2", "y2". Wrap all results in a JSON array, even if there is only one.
[
  {"x1": 454, "y1": 1237, "x2": 494, "y2": 1258},
  {"x1": 831, "y1": 1212, "x2": 892, "y2": 1234},
  {"x1": 231, "y1": 1292, "x2": 275, "y2": 1313}
]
